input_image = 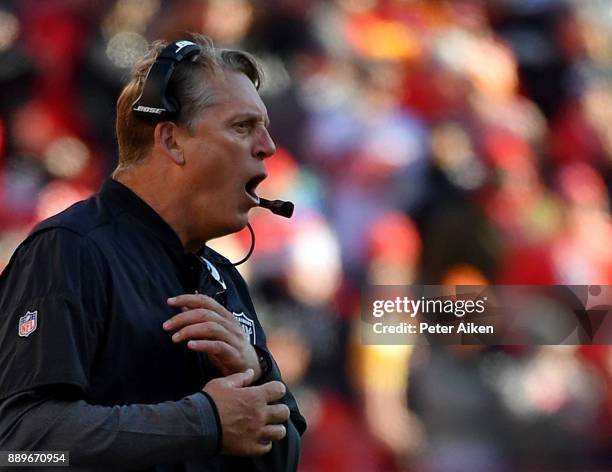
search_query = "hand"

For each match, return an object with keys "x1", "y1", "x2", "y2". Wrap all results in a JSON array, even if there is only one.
[
  {"x1": 204, "y1": 369, "x2": 290, "y2": 456},
  {"x1": 165, "y1": 294, "x2": 261, "y2": 379}
]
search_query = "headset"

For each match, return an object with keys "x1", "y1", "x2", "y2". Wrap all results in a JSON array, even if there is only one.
[
  {"x1": 132, "y1": 40, "x2": 201, "y2": 121},
  {"x1": 132, "y1": 40, "x2": 294, "y2": 264}
]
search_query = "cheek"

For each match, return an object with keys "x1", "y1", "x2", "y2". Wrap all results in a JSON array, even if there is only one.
[
  {"x1": 197, "y1": 167, "x2": 237, "y2": 207},
  {"x1": 210, "y1": 140, "x2": 248, "y2": 182},
  {"x1": 186, "y1": 142, "x2": 223, "y2": 182},
  {"x1": 184, "y1": 134, "x2": 247, "y2": 195}
]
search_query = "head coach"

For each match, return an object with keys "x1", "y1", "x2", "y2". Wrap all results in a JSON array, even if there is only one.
[{"x1": 0, "y1": 33, "x2": 306, "y2": 471}]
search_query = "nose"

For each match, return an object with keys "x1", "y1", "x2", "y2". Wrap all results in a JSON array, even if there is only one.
[{"x1": 253, "y1": 127, "x2": 276, "y2": 160}]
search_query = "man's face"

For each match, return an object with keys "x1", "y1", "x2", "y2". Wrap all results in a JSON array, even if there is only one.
[{"x1": 178, "y1": 70, "x2": 275, "y2": 245}]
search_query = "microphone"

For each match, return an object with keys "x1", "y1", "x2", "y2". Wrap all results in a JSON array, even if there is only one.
[
  {"x1": 259, "y1": 198, "x2": 294, "y2": 218},
  {"x1": 220, "y1": 197, "x2": 294, "y2": 267}
]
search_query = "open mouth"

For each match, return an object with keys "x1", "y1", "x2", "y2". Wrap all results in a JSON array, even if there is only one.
[{"x1": 245, "y1": 174, "x2": 267, "y2": 203}]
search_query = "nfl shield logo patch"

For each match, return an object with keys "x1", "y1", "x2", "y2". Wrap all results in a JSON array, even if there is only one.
[
  {"x1": 18, "y1": 311, "x2": 38, "y2": 337},
  {"x1": 232, "y1": 312, "x2": 256, "y2": 345}
]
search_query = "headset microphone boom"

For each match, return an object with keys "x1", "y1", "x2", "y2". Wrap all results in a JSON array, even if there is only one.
[{"x1": 258, "y1": 198, "x2": 294, "y2": 218}]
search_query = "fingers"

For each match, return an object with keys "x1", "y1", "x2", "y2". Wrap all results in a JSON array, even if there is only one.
[
  {"x1": 163, "y1": 307, "x2": 236, "y2": 332},
  {"x1": 255, "y1": 380, "x2": 286, "y2": 403},
  {"x1": 253, "y1": 406, "x2": 288, "y2": 451},
  {"x1": 259, "y1": 424, "x2": 287, "y2": 443},
  {"x1": 185, "y1": 339, "x2": 240, "y2": 358},
  {"x1": 266, "y1": 403, "x2": 290, "y2": 424},
  {"x1": 169, "y1": 320, "x2": 234, "y2": 344},
  {"x1": 219, "y1": 368, "x2": 255, "y2": 388},
  {"x1": 164, "y1": 297, "x2": 244, "y2": 343},
  {"x1": 204, "y1": 375, "x2": 289, "y2": 457},
  {"x1": 167, "y1": 294, "x2": 225, "y2": 312},
  {"x1": 250, "y1": 441, "x2": 273, "y2": 456}
]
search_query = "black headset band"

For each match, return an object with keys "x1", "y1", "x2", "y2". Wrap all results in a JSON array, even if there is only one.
[{"x1": 132, "y1": 40, "x2": 202, "y2": 121}]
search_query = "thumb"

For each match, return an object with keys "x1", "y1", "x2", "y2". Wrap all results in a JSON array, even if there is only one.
[{"x1": 222, "y1": 368, "x2": 255, "y2": 388}]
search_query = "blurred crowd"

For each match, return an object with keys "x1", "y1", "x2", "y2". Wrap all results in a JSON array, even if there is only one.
[{"x1": 2, "y1": 0, "x2": 612, "y2": 470}]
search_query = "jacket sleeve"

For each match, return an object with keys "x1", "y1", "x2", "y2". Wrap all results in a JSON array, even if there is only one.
[
  {"x1": 0, "y1": 228, "x2": 109, "y2": 400},
  {"x1": 0, "y1": 387, "x2": 220, "y2": 468}
]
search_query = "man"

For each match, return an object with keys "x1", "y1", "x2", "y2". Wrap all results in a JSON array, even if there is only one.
[{"x1": 0, "y1": 34, "x2": 306, "y2": 471}]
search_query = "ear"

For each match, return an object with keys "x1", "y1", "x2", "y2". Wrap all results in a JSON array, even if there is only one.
[{"x1": 154, "y1": 122, "x2": 185, "y2": 165}]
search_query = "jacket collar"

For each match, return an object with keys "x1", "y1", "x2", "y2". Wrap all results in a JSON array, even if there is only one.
[{"x1": 99, "y1": 178, "x2": 188, "y2": 256}]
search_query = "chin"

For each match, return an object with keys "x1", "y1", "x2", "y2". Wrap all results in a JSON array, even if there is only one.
[{"x1": 218, "y1": 212, "x2": 249, "y2": 237}]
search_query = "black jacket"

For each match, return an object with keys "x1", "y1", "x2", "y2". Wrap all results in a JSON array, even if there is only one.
[{"x1": 0, "y1": 179, "x2": 306, "y2": 471}]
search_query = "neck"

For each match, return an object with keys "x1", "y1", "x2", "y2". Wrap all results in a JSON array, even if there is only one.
[{"x1": 114, "y1": 168, "x2": 204, "y2": 252}]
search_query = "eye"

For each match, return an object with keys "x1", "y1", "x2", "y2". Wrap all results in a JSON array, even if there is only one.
[{"x1": 233, "y1": 121, "x2": 252, "y2": 133}]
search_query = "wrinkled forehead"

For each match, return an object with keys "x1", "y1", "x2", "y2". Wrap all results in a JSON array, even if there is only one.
[{"x1": 204, "y1": 69, "x2": 268, "y2": 120}]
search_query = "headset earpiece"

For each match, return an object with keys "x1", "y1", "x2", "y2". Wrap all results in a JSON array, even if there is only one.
[{"x1": 132, "y1": 40, "x2": 201, "y2": 121}]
